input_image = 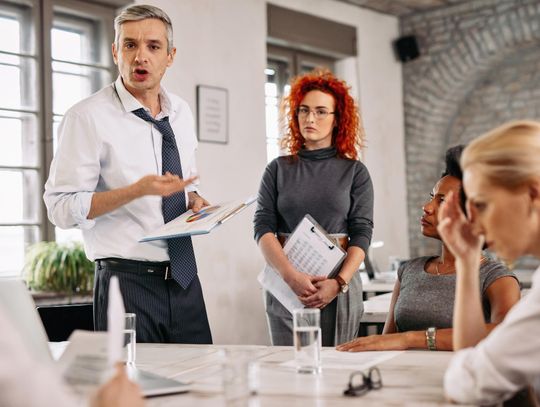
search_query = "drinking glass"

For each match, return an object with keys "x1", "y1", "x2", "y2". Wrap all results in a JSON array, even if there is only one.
[
  {"x1": 293, "y1": 308, "x2": 321, "y2": 374},
  {"x1": 222, "y1": 349, "x2": 257, "y2": 405},
  {"x1": 123, "y1": 313, "x2": 136, "y2": 365}
]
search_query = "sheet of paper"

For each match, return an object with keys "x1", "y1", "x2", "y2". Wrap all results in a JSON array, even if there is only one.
[
  {"x1": 258, "y1": 264, "x2": 303, "y2": 313},
  {"x1": 283, "y1": 216, "x2": 345, "y2": 276},
  {"x1": 140, "y1": 196, "x2": 256, "y2": 241},
  {"x1": 258, "y1": 215, "x2": 346, "y2": 314},
  {"x1": 280, "y1": 349, "x2": 403, "y2": 371},
  {"x1": 320, "y1": 349, "x2": 403, "y2": 370},
  {"x1": 107, "y1": 276, "x2": 125, "y2": 366},
  {"x1": 58, "y1": 330, "x2": 109, "y2": 393}
]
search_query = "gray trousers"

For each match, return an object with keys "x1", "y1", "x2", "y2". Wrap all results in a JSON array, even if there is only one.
[
  {"x1": 264, "y1": 272, "x2": 363, "y2": 346},
  {"x1": 264, "y1": 290, "x2": 337, "y2": 346}
]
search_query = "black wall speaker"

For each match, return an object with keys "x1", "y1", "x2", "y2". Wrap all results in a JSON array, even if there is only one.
[{"x1": 393, "y1": 35, "x2": 420, "y2": 63}]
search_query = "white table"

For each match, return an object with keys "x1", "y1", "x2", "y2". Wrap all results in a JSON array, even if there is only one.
[
  {"x1": 362, "y1": 279, "x2": 395, "y2": 300},
  {"x1": 128, "y1": 344, "x2": 462, "y2": 406},
  {"x1": 362, "y1": 293, "x2": 391, "y2": 324},
  {"x1": 360, "y1": 292, "x2": 391, "y2": 335},
  {"x1": 514, "y1": 268, "x2": 534, "y2": 288}
]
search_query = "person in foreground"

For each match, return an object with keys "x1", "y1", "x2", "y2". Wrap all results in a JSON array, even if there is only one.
[
  {"x1": 44, "y1": 4, "x2": 212, "y2": 343},
  {"x1": 439, "y1": 120, "x2": 540, "y2": 404},
  {"x1": 337, "y1": 146, "x2": 519, "y2": 352},
  {"x1": 0, "y1": 305, "x2": 144, "y2": 407},
  {"x1": 254, "y1": 69, "x2": 374, "y2": 346}
]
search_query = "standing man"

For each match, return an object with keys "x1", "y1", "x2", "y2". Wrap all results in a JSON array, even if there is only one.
[{"x1": 44, "y1": 5, "x2": 212, "y2": 344}]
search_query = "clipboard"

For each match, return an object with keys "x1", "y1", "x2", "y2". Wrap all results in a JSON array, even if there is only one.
[
  {"x1": 139, "y1": 196, "x2": 256, "y2": 242},
  {"x1": 257, "y1": 214, "x2": 347, "y2": 314}
]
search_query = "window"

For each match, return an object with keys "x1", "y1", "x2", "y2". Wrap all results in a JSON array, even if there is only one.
[
  {"x1": 0, "y1": 0, "x2": 116, "y2": 277},
  {"x1": 264, "y1": 45, "x2": 335, "y2": 162},
  {"x1": 51, "y1": 10, "x2": 114, "y2": 243},
  {"x1": 0, "y1": 2, "x2": 39, "y2": 276},
  {"x1": 265, "y1": 5, "x2": 356, "y2": 162}
]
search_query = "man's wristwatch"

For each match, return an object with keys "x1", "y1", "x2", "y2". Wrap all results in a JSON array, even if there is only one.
[{"x1": 334, "y1": 275, "x2": 349, "y2": 294}]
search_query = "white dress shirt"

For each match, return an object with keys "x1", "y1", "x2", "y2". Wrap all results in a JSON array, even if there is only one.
[
  {"x1": 44, "y1": 77, "x2": 199, "y2": 261},
  {"x1": 0, "y1": 306, "x2": 79, "y2": 407},
  {"x1": 444, "y1": 267, "x2": 540, "y2": 405}
]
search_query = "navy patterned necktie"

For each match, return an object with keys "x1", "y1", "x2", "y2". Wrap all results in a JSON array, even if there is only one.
[{"x1": 132, "y1": 108, "x2": 198, "y2": 289}]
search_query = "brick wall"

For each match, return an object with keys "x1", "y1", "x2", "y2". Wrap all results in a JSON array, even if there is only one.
[{"x1": 400, "y1": 0, "x2": 540, "y2": 257}]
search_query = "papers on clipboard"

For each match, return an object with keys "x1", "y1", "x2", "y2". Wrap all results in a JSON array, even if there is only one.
[
  {"x1": 140, "y1": 196, "x2": 256, "y2": 242},
  {"x1": 257, "y1": 214, "x2": 347, "y2": 314}
]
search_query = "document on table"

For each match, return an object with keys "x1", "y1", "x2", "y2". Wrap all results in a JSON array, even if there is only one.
[
  {"x1": 258, "y1": 215, "x2": 347, "y2": 314},
  {"x1": 58, "y1": 330, "x2": 110, "y2": 393},
  {"x1": 140, "y1": 196, "x2": 256, "y2": 242},
  {"x1": 59, "y1": 278, "x2": 125, "y2": 393},
  {"x1": 107, "y1": 276, "x2": 124, "y2": 366},
  {"x1": 280, "y1": 350, "x2": 403, "y2": 371}
]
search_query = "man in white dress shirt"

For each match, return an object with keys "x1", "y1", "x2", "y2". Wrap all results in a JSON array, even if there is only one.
[{"x1": 44, "y1": 5, "x2": 212, "y2": 344}]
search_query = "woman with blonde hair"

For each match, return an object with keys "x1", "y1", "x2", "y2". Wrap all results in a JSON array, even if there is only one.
[{"x1": 439, "y1": 120, "x2": 540, "y2": 404}]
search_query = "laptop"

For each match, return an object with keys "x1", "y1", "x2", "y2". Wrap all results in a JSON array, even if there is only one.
[{"x1": 0, "y1": 278, "x2": 189, "y2": 397}]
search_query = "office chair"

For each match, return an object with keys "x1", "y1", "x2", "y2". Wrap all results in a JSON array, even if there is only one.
[
  {"x1": 362, "y1": 253, "x2": 378, "y2": 280},
  {"x1": 36, "y1": 303, "x2": 94, "y2": 341}
]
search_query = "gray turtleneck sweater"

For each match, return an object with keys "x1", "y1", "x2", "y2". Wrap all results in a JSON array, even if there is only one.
[{"x1": 253, "y1": 147, "x2": 374, "y2": 252}]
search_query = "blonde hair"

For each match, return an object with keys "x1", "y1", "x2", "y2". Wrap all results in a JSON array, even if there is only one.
[{"x1": 461, "y1": 120, "x2": 540, "y2": 190}]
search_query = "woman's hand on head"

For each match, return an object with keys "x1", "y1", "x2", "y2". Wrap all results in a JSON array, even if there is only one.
[
  {"x1": 298, "y1": 279, "x2": 340, "y2": 308},
  {"x1": 437, "y1": 190, "x2": 484, "y2": 263}
]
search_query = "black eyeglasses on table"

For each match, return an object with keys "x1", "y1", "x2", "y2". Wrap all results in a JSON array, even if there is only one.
[{"x1": 343, "y1": 367, "x2": 383, "y2": 397}]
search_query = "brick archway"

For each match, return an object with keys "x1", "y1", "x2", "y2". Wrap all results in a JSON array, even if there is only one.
[{"x1": 401, "y1": 0, "x2": 540, "y2": 256}]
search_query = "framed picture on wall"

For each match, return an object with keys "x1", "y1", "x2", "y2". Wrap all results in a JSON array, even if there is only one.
[{"x1": 196, "y1": 85, "x2": 228, "y2": 144}]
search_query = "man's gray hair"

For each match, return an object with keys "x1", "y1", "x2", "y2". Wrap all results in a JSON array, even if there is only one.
[{"x1": 114, "y1": 4, "x2": 174, "y2": 54}]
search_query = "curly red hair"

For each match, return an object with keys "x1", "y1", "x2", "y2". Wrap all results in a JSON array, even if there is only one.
[{"x1": 281, "y1": 69, "x2": 365, "y2": 160}]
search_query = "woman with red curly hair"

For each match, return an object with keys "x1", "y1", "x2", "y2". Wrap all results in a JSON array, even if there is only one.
[{"x1": 253, "y1": 70, "x2": 374, "y2": 346}]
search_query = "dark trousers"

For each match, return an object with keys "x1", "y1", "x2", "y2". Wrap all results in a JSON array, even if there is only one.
[{"x1": 93, "y1": 261, "x2": 212, "y2": 344}]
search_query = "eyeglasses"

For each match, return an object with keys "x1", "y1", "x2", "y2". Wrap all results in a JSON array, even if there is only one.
[
  {"x1": 343, "y1": 367, "x2": 383, "y2": 397},
  {"x1": 296, "y1": 106, "x2": 335, "y2": 120}
]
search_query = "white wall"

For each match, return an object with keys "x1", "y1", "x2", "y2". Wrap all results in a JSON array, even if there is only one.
[
  {"x1": 269, "y1": 0, "x2": 410, "y2": 271},
  {"x1": 140, "y1": 0, "x2": 408, "y2": 344}
]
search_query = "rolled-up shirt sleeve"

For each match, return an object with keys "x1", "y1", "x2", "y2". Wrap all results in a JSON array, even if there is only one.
[
  {"x1": 182, "y1": 153, "x2": 199, "y2": 194},
  {"x1": 44, "y1": 109, "x2": 100, "y2": 230},
  {"x1": 444, "y1": 270, "x2": 540, "y2": 405},
  {"x1": 253, "y1": 160, "x2": 278, "y2": 242},
  {"x1": 347, "y1": 163, "x2": 374, "y2": 253}
]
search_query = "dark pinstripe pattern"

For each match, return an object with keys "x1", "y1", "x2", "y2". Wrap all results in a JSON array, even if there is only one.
[{"x1": 93, "y1": 262, "x2": 212, "y2": 344}]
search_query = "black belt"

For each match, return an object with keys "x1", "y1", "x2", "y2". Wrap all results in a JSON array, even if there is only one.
[{"x1": 96, "y1": 258, "x2": 172, "y2": 280}]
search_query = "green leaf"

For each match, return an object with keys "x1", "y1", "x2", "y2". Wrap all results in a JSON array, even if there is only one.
[{"x1": 23, "y1": 241, "x2": 94, "y2": 295}]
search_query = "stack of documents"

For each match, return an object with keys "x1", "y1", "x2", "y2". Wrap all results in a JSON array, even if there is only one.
[
  {"x1": 140, "y1": 196, "x2": 256, "y2": 242},
  {"x1": 258, "y1": 215, "x2": 346, "y2": 314}
]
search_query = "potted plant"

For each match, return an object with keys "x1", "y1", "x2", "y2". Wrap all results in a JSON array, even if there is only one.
[{"x1": 24, "y1": 241, "x2": 94, "y2": 301}]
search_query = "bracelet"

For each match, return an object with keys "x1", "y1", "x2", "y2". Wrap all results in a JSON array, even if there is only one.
[{"x1": 425, "y1": 327, "x2": 437, "y2": 351}]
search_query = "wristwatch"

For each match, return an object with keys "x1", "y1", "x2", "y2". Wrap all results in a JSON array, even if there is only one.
[
  {"x1": 334, "y1": 275, "x2": 349, "y2": 294},
  {"x1": 426, "y1": 327, "x2": 437, "y2": 351}
]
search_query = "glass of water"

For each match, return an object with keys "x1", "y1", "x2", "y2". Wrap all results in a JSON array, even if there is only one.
[
  {"x1": 221, "y1": 349, "x2": 257, "y2": 405},
  {"x1": 293, "y1": 308, "x2": 321, "y2": 374},
  {"x1": 124, "y1": 313, "x2": 136, "y2": 365}
]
